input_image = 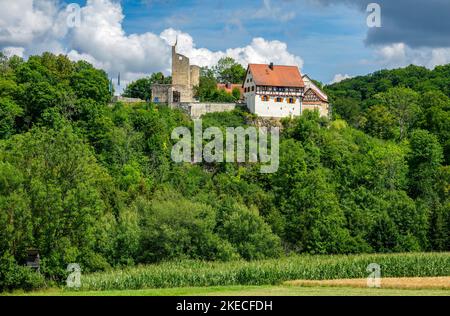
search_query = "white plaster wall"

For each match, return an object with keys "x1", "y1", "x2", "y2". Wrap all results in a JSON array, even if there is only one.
[
  {"x1": 244, "y1": 70, "x2": 302, "y2": 118},
  {"x1": 252, "y1": 96, "x2": 301, "y2": 118}
]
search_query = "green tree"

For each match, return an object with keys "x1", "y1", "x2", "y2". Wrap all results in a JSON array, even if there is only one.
[
  {"x1": 213, "y1": 57, "x2": 246, "y2": 84},
  {"x1": 408, "y1": 129, "x2": 443, "y2": 200},
  {"x1": 374, "y1": 88, "x2": 421, "y2": 140},
  {"x1": 0, "y1": 97, "x2": 22, "y2": 139},
  {"x1": 217, "y1": 201, "x2": 282, "y2": 260},
  {"x1": 0, "y1": 126, "x2": 117, "y2": 278},
  {"x1": 363, "y1": 104, "x2": 397, "y2": 139},
  {"x1": 71, "y1": 61, "x2": 110, "y2": 104},
  {"x1": 123, "y1": 72, "x2": 171, "y2": 101},
  {"x1": 136, "y1": 191, "x2": 237, "y2": 263},
  {"x1": 195, "y1": 67, "x2": 218, "y2": 101}
]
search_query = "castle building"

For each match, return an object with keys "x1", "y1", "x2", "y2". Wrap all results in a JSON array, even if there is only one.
[
  {"x1": 242, "y1": 63, "x2": 329, "y2": 118},
  {"x1": 302, "y1": 74, "x2": 330, "y2": 118},
  {"x1": 152, "y1": 43, "x2": 200, "y2": 104}
]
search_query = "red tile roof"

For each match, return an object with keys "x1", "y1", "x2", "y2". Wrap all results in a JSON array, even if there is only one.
[{"x1": 246, "y1": 64, "x2": 305, "y2": 88}]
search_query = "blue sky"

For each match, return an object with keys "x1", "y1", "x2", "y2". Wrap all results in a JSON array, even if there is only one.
[
  {"x1": 63, "y1": 0, "x2": 376, "y2": 84},
  {"x1": 2, "y1": 0, "x2": 449, "y2": 87}
]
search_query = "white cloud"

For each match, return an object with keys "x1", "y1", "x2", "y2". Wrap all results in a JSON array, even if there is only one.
[
  {"x1": 0, "y1": 0, "x2": 304, "y2": 95},
  {"x1": 161, "y1": 28, "x2": 304, "y2": 70},
  {"x1": 377, "y1": 43, "x2": 407, "y2": 65},
  {"x1": 430, "y1": 48, "x2": 450, "y2": 68},
  {"x1": 0, "y1": 0, "x2": 68, "y2": 55},
  {"x1": 253, "y1": 0, "x2": 296, "y2": 22},
  {"x1": 2, "y1": 46, "x2": 25, "y2": 58},
  {"x1": 227, "y1": 38, "x2": 304, "y2": 69},
  {"x1": 376, "y1": 42, "x2": 450, "y2": 69},
  {"x1": 331, "y1": 73, "x2": 353, "y2": 84},
  {"x1": 0, "y1": 0, "x2": 56, "y2": 46}
]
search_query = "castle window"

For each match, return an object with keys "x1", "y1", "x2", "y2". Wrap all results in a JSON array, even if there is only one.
[
  {"x1": 275, "y1": 97, "x2": 283, "y2": 103},
  {"x1": 252, "y1": 86, "x2": 255, "y2": 92},
  {"x1": 261, "y1": 95, "x2": 269, "y2": 102},
  {"x1": 288, "y1": 98, "x2": 295, "y2": 104}
]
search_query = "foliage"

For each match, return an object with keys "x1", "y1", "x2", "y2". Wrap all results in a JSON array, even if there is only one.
[
  {"x1": 195, "y1": 59, "x2": 243, "y2": 102},
  {"x1": 0, "y1": 53, "x2": 449, "y2": 292},
  {"x1": 327, "y1": 64, "x2": 450, "y2": 162},
  {"x1": 216, "y1": 200, "x2": 283, "y2": 260},
  {"x1": 122, "y1": 72, "x2": 171, "y2": 101},
  {"x1": 0, "y1": 253, "x2": 46, "y2": 292},
  {"x1": 213, "y1": 57, "x2": 246, "y2": 84},
  {"x1": 135, "y1": 190, "x2": 238, "y2": 263}
]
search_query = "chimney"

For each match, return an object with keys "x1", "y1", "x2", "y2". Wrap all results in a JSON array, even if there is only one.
[{"x1": 269, "y1": 62, "x2": 274, "y2": 70}]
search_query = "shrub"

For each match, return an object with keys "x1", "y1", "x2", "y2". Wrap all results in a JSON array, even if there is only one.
[
  {"x1": 0, "y1": 253, "x2": 45, "y2": 292},
  {"x1": 218, "y1": 202, "x2": 283, "y2": 260},
  {"x1": 136, "y1": 191, "x2": 239, "y2": 263}
]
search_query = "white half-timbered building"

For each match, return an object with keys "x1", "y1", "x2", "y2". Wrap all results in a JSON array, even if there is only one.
[{"x1": 242, "y1": 63, "x2": 329, "y2": 118}]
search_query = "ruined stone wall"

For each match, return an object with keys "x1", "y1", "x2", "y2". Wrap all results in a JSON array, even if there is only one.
[
  {"x1": 151, "y1": 84, "x2": 172, "y2": 103},
  {"x1": 172, "y1": 84, "x2": 192, "y2": 103},
  {"x1": 184, "y1": 102, "x2": 245, "y2": 119},
  {"x1": 190, "y1": 65, "x2": 200, "y2": 87},
  {"x1": 112, "y1": 96, "x2": 145, "y2": 103},
  {"x1": 172, "y1": 52, "x2": 191, "y2": 87}
]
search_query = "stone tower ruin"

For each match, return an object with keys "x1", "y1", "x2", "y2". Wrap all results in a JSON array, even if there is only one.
[{"x1": 152, "y1": 42, "x2": 200, "y2": 105}]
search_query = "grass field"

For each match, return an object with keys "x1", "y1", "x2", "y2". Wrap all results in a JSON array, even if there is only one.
[{"x1": 8, "y1": 284, "x2": 450, "y2": 296}]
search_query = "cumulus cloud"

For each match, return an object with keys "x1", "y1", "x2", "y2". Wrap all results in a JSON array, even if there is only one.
[
  {"x1": 376, "y1": 43, "x2": 450, "y2": 69},
  {"x1": 331, "y1": 73, "x2": 353, "y2": 84},
  {"x1": 0, "y1": 0, "x2": 57, "y2": 47},
  {"x1": 160, "y1": 28, "x2": 304, "y2": 69},
  {"x1": 377, "y1": 43, "x2": 407, "y2": 65},
  {"x1": 69, "y1": 0, "x2": 170, "y2": 76},
  {"x1": 310, "y1": 0, "x2": 450, "y2": 70},
  {"x1": 0, "y1": 0, "x2": 304, "y2": 94}
]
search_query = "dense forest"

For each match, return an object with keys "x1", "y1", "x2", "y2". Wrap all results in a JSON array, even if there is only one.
[
  {"x1": 0, "y1": 53, "x2": 448, "y2": 291},
  {"x1": 326, "y1": 65, "x2": 450, "y2": 163}
]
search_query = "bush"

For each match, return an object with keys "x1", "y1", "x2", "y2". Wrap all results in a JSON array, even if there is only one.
[
  {"x1": 136, "y1": 191, "x2": 239, "y2": 263},
  {"x1": 0, "y1": 253, "x2": 45, "y2": 292},
  {"x1": 218, "y1": 202, "x2": 283, "y2": 260}
]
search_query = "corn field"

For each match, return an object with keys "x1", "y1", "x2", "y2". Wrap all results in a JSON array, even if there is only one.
[{"x1": 78, "y1": 253, "x2": 450, "y2": 291}]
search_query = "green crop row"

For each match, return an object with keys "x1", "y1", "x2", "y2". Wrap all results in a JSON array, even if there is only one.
[{"x1": 78, "y1": 253, "x2": 450, "y2": 291}]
